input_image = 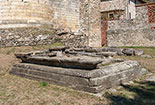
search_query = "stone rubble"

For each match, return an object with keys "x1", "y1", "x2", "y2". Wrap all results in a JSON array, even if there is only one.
[{"x1": 65, "y1": 47, "x2": 144, "y2": 57}]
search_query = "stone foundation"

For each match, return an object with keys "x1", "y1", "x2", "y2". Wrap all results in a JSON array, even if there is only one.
[
  {"x1": 10, "y1": 60, "x2": 142, "y2": 94},
  {"x1": 0, "y1": 27, "x2": 87, "y2": 47},
  {"x1": 10, "y1": 47, "x2": 144, "y2": 94}
]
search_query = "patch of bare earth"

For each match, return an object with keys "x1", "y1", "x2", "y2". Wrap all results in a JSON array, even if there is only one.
[{"x1": 0, "y1": 46, "x2": 106, "y2": 105}]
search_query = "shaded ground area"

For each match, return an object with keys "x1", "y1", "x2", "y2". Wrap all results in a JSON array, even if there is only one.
[
  {"x1": 106, "y1": 47, "x2": 155, "y2": 105},
  {"x1": 106, "y1": 81, "x2": 155, "y2": 105},
  {"x1": 0, "y1": 45, "x2": 155, "y2": 105}
]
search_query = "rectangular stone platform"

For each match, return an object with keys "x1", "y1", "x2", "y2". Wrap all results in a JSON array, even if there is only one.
[
  {"x1": 10, "y1": 60, "x2": 142, "y2": 94},
  {"x1": 20, "y1": 56, "x2": 103, "y2": 70}
]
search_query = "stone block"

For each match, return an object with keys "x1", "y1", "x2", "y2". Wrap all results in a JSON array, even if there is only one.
[
  {"x1": 21, "y1": 56, "x2": 103, "y2": 70},
  {"x1": 10, "y1": 60, "x2": 143, "y2": 94}
]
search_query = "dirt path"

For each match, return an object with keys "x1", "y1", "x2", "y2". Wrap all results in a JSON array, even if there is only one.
[{"x1": 0, "y1": 54, "x2": 18, "y2": 75}]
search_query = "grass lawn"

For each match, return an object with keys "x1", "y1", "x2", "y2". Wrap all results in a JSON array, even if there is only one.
[{"x1": 0, "y1": 45, "x2": 155, "y2": 105}]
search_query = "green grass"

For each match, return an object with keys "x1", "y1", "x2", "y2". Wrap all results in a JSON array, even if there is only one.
[
  {"x1": 119, "y1": 46, "x2": 155, "y2": 49},
  {"x1": 40, "y1": 81, "x2": 48, "y2": 87},
  {"x1": 31, "y1": 42, "x2": 64, "y2": 50},
  {"x1": 50, "y1": 42, "x2": 64, "y2": 47},
  {"x1": 6, "y1": 47, "x2": 16, "y2": 54},
  {"x1": 0, "y1": 42, "x2": 64, "y2": 54}
]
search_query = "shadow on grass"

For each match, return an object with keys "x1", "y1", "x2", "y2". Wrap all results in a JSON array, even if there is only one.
[{"x1": 106, "y1": 81, "x2": 155, "y2": 105}]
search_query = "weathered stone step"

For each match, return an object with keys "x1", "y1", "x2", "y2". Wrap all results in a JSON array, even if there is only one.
[
  {"x1": 65, "y1": 50, "x2": 117, "y2": 57},
  {"x1": 11, "y1": 63, "x2": 140, "y2": 87},
  {"x1": 67, "y1": 47, "x2": 144, "y2": 56},
  {"x1": 90, "y1": 66, "x2": 141, "y2": 86},
  {"x1": 10, "y1": 60, "x2": 143, "y2": 94},
  {"x1": 12, "y1": 60, "x2": 141, "y2": 78},
  {"x1": 10, "y1": 70, "x2": 104, "y2": 94},
  {"x1": 49, "y1": 46, "x2": 67, "y2": 51},
  {"x1": 12, "y1": 63, "x2": 91, "y2": 78},
  {"x1": 11, "y1": 66, "x2": 90, "y2": 87},
  {"x1": 21, "y1": 56, "x2": 103, "y2": 70}
]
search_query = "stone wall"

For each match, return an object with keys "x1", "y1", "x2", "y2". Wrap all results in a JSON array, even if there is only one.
[
  {"x1": 0, "y1": 0, "x2": 88, "y2": 47},
  {"x1": 0, "y1": 26, "x2": 87, "y2": 47},
  {"x1": 107, "y1": 4, "x2": 155, "y2": 47},
  {"x1": 100, "y1": 0, "x2": 136, "y2": 19},
  {"x1": 0, "y1": 0, "x2": 80, "y2": 32},
  {"x1": 100, "y1": 0, "x2": 126, "y2": 12},
  {"x1": 88, "y1": 0, "x2": 101, "y2": 47},
  {"x1": 49, "y1": 0, "x2": 80, "y2": 32},
  {"x1": 79, "y1": 0, "x2": 101, "y2": 47},
  {"x1": 0, "y1": 0, "x2": 52, "y2": 28},
  {"x1": 79, "y1": 0, "x2": 89, "y2": 46},
  {"x1": 0, "y1": 0, "x2": 102, "y2": 47},
  {"x1": 100, "y1": 0, "x2": 127, "y2": 19}
]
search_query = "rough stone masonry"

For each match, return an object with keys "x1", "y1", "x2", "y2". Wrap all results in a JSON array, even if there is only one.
[
  {"x1": 10, "y1": 47, "x2": 146, "y2": 95},
  {"x1": 0, "y1": 0, "x2": 154, "y2": 47},
  {"x1": 107, "y1": 3, "x2": 155, "y2": 47},
  {"x1": 0, "y1": 0, "x2": 101, "y2": 47}
]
